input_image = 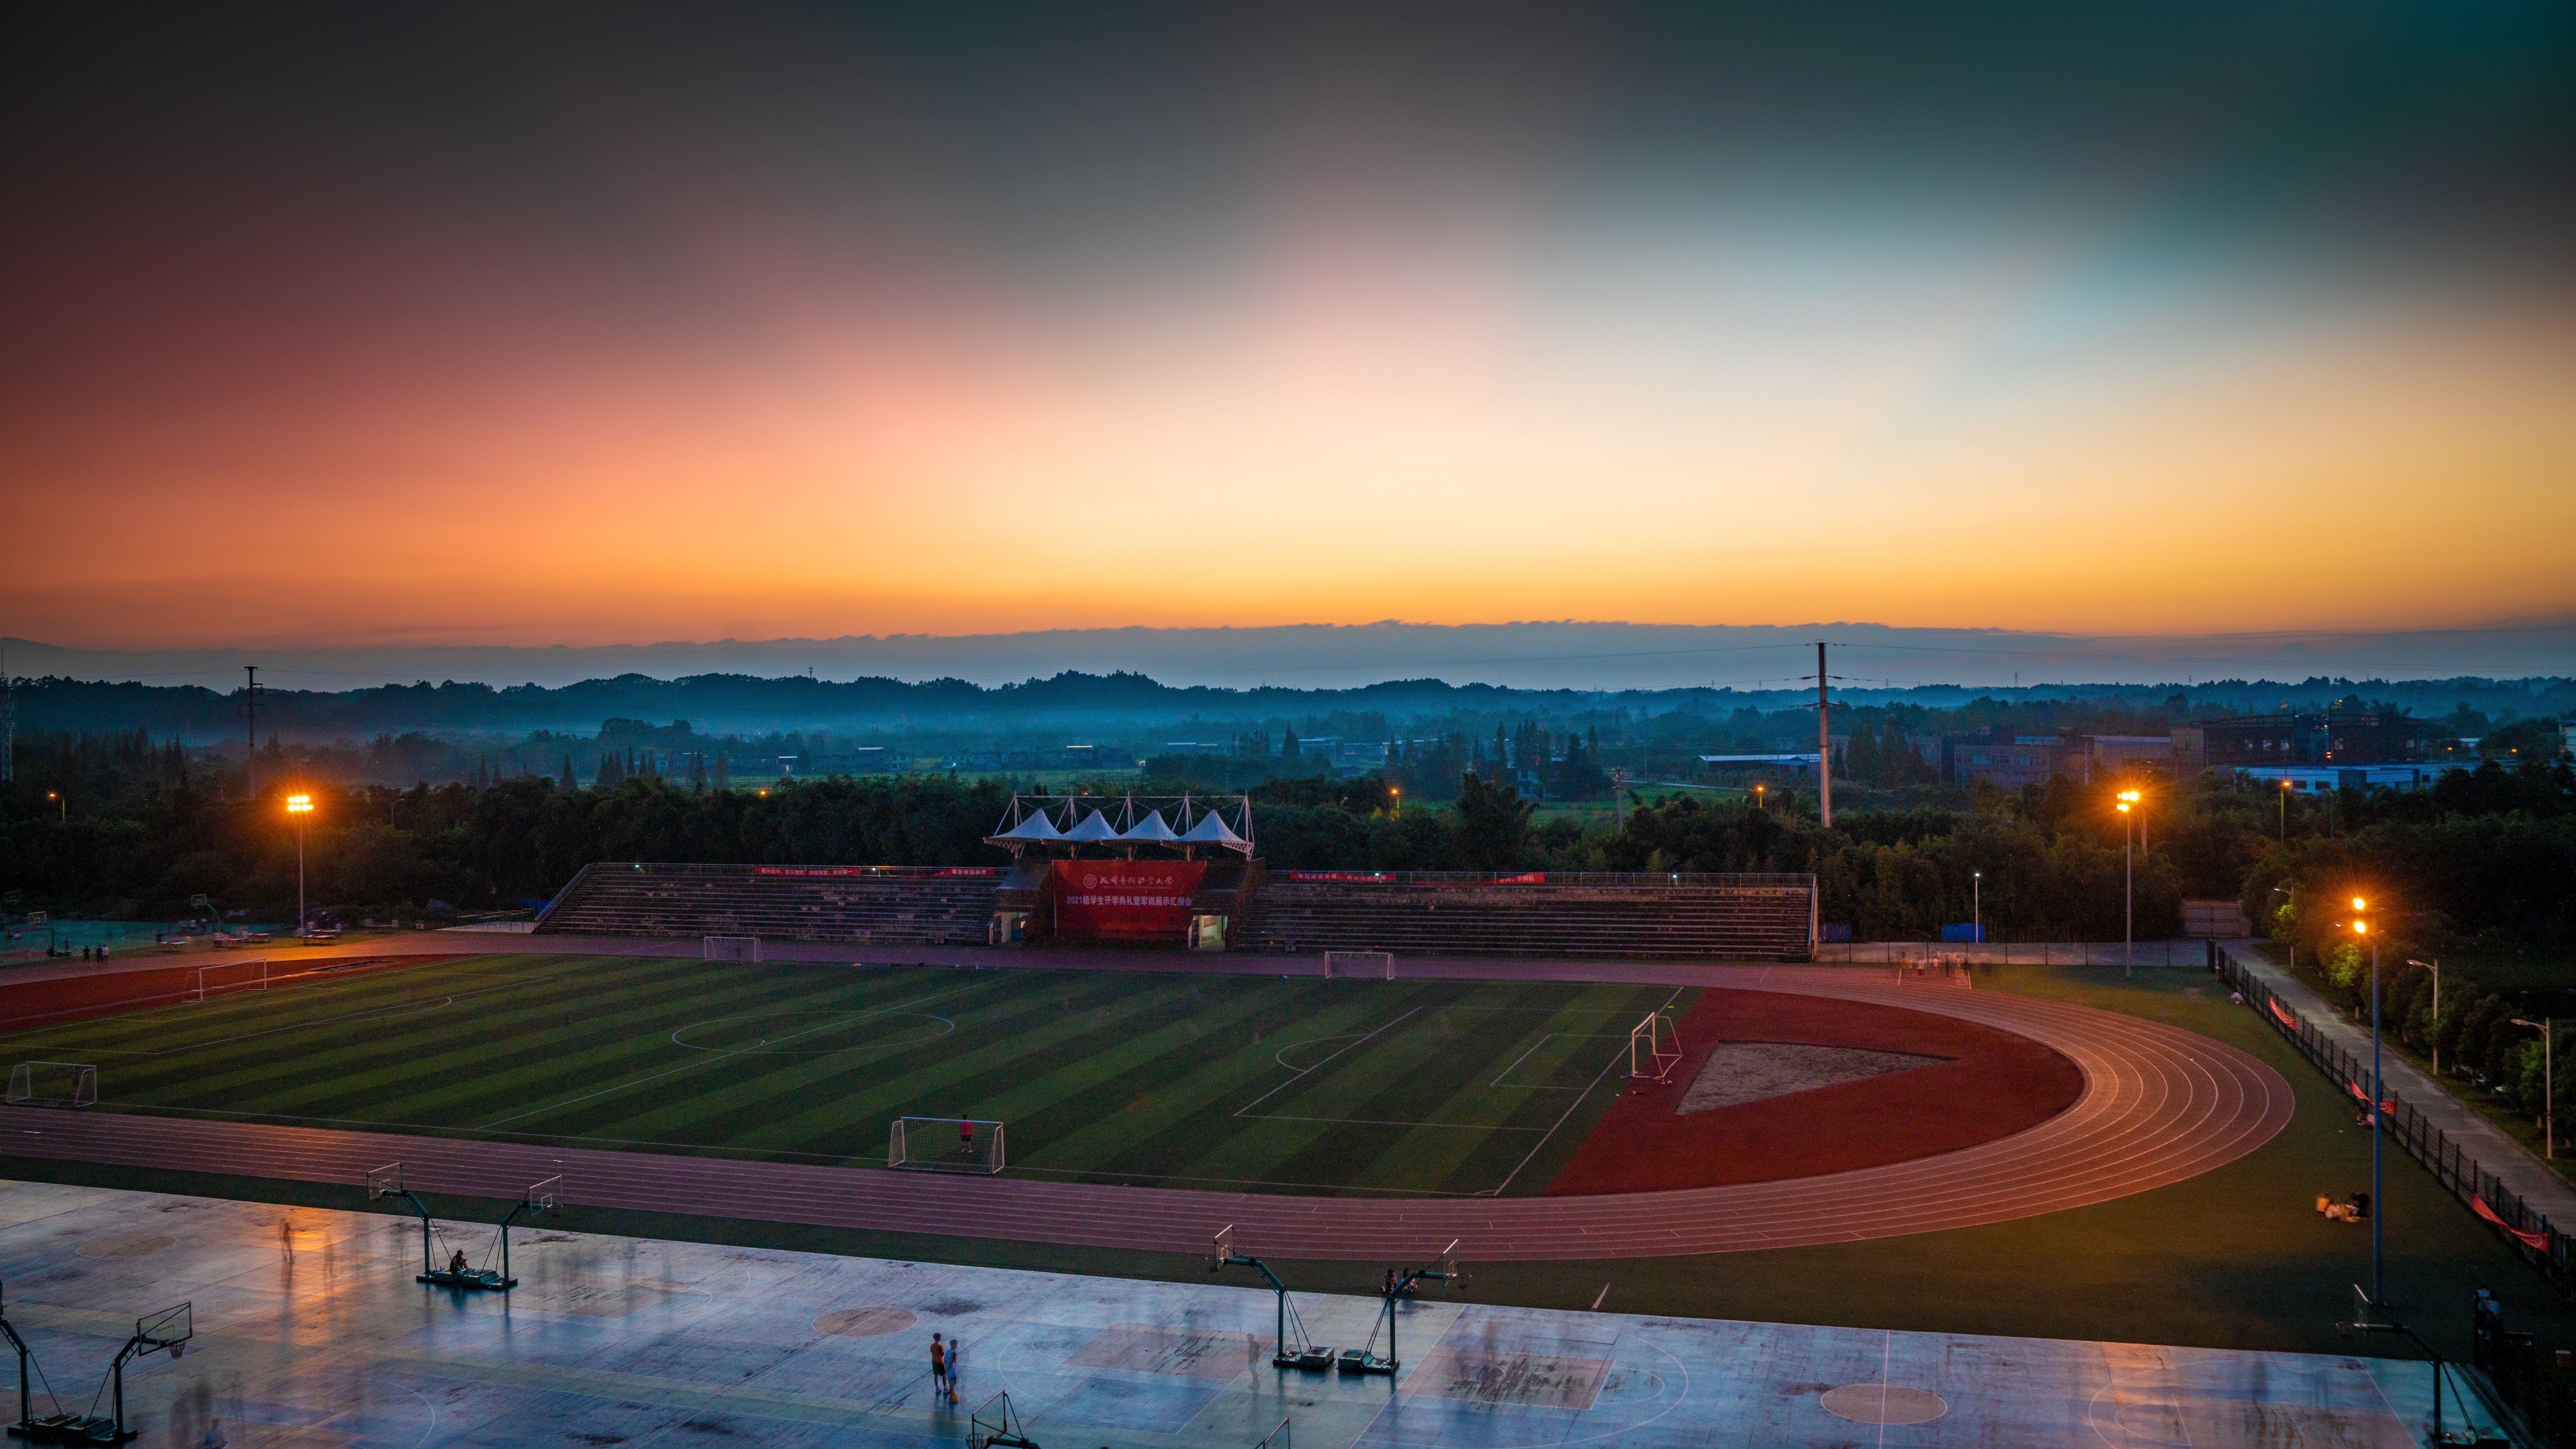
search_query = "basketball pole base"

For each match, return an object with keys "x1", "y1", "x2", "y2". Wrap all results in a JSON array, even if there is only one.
[{"x1": 418, "y1": 1270, "x2": 519, "y2": 1292}]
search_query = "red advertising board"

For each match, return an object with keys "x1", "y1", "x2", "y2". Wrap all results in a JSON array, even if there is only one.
[
  {"x1": 755, "y1": 866, "x2": 871, "y2": 878},
  {"x1": 1052, "y1": 860, "x2": 1205, "y2": 942}
]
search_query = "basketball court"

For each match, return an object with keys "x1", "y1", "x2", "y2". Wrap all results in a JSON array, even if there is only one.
[{"x1": 0, "y1": 1177, "x2": 2492, "y2": 1446}]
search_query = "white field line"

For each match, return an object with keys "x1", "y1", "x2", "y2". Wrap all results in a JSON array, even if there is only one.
[{"x1": 1484, "y1": 985, "x2": 1686, "y2": 1197}]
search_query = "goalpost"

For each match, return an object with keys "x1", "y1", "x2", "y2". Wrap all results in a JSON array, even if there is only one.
[
  {"x1": 889, "y1": 1117, "x2": 1006, "y2": 1175},
  {"x1": 1625, "y1": 1011, "x2": 1681, "y2": 1085},
  {"x1": 8, "y1": 1061, "x2": 98, "y2": 1108},
  {"x1": 1322, "y1": 951, "x2": 1393, "y2": 980},
  {"x1": 704, "y1": 935, "x2": 763, "y2": 962},
  {"x1": 190, "y1": 958, "x2": 267, "y2": 1003}
]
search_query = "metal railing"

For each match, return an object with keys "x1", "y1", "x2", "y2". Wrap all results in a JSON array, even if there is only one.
[
  {"x1": 1269, "y1": 870, "x2": 1814, "y2": 889},
  {"x1": 2215, "y1": 945, "x2": 2572, "y2": 1295},
  {"x1": 1814, "y1": 940, "x2": 2205, "y2": 966}
]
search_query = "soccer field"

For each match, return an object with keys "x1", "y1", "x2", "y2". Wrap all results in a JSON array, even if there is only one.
[{"x1": 0, "y1": 956, "x2": 1686, "y2": 1198}]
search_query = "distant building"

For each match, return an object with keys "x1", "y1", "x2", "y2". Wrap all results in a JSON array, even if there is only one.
[
  {"x1": 1943, "y1": 733, "x2": 2087, "y2": 788},
  {"x1": 2234, "y1": 763, "x2": 2472, "y2": 794},
  {"x1": 2172, "y1": 708, "x2": 2423, "y2": 773},
  {"x1": 2089, "y1": 736, "x2": 2176, "y2": 780}
]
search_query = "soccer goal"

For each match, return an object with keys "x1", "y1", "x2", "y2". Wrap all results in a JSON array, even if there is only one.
[
  {"x1": 7, "y1": 1061, "x2": 98, "y2": 1109},
  {"x1": 704, "y1": 935, "x2": 763, "y2": 962},
  {"x1": 890, "y1": 1117, "x2": 1006, "y2": 1175},
  {"x1": 1323, "y1": 951, "x2": 1392, "y2": 980},
  {"x1": 190, "y1": 957, "x2": 267, "y2": 1003},
  {"x1": 1625, "y1": 1011, "x2": 1681, "y2": 1084}
]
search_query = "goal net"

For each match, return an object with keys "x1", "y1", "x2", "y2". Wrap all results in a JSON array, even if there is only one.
[
  {"x1": 704, "y1": 935, "x2": 763, "y2": 962},
  {"x1": 191, "y1": 958, "x2": 268, "y2": 1003},
  {"x1": 889, "y1": 1117, "x2": 1006, "y2": 1175},
  {"x1": 8, "y1": 1061, "x2": 98, "y2": 1109},
  {"x1": 1626, "y1": 1011, "x2": 1681, "y2": 1084},
  {"x1": 1323, "y1": 951, "x2": 1392, "y2": 980}
]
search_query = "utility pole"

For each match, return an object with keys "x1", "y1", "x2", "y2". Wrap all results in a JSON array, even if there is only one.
[
  {"x1": 242, "y1": 665, "x2": 262, "y2": 795},
  {"x1": 0, "y1": 642, "x2": 13, "y2": 784},
  {"x1": 1815, "y1": 641, "x2": 1833, "y2": 829}
]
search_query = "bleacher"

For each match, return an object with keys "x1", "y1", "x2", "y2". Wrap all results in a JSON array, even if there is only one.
[
  {"x1": 534, "y1": 864, "x2": 1002, "y2": 946},
  {"x1": 1233, "y1": 872, "x2": 1814, "y2": 961}
]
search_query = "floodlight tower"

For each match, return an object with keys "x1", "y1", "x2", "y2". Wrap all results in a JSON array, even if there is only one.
[
  {"x1": 287, "y1": 794, "x2": 314, "y2": 940},
  {"x1": 2116, "y1": 790, "x2": 2141, "y2": 976},
  {"x1": 2351, "y1": 897, "x2": 2385, "y2": 1308}
]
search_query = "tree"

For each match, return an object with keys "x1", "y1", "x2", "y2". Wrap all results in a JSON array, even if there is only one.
[{"x1": 1454, "y1": 773, "x2": 1534, "y2": 871}]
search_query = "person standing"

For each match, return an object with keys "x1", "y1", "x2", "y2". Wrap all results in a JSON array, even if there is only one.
[
  {"x1": 947, "y1": 1337, "x2": 961, "y2": 1404},
  {"x1": 929, "y1": 1333, "x2": 946, "y2": 1397}
]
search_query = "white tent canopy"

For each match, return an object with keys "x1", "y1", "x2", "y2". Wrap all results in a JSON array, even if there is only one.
[
  {"x1": 1061, "y1": 809, "x2": 1121, "y2": 843},
  {"x1": 990, "y1": 811, "x2": 1063, "y2": 842},
  {"x1": 1117, "y1": 810, "x2": 1181, "y2": 843},
  {"x1": 1179, "y1": 811, "x2": 1248, "y2": 848}
]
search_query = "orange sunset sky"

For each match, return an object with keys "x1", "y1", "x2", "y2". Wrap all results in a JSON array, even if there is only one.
[{"x1": 4, "y1": 5, "x2": 2572, "y2": 653}]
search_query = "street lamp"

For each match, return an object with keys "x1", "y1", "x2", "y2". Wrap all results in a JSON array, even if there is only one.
[
  {"x1": 286, "y1": 793, "x2": 314, "y2": 941},
  {"x1": 2352, "y1": 899, "x2": 2385, "y2": 1308},
  {"x1": 1972, "y1": 870, "x2": 1983, "y2": 946},
  {"x1": 2409, "y1": 958, "x2": 2442, "y2": 1075},
  {"x1": 2278, "y1": 778, "x2": 2292, "y2": 842},
  {"x1": 2511, "y1": 1017, "x2": 2553, "y2": 1160},
  {"x1": 46, "y1": 791, "x2": 62, "y2": 824},
  {"x1": 2117, "y1": 790, "x2": 2141, "y2": 976}
]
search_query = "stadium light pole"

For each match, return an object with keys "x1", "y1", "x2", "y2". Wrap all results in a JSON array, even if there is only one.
[
  {"x1": 2117, "y1": 791, "x2": 2140, "y2": 977},
  {"x1": 2410, "y1": 959, "x2": 2441, "y2": 1075},
  {"x1": 1972, "y1": 871, "x2": 1982, "y2": 945},
  {"x1": 2279, "y1": 778, "x2": 2292, "y2": 842},
  {"x1": 2352, "y1": 900, "x2": 2384, "y2": 1308},
  {"x1": 2510, "y1": 1016, "x2": 2552, "y2": 1160},
  {"x1": 287, "y1": 794, "x2": 313, "y2": 941}
]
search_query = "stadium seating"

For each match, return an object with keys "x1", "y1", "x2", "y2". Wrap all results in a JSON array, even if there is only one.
[
  {"x1": 535, "y1": 861, "x2": 1814, "y2": 960},
  {"x1": 1233, "y1": 874, "x2": 1814, "y2": 960},
  {"x1": 535, "y1": 864, "x2": 1001, "y2": 946}
]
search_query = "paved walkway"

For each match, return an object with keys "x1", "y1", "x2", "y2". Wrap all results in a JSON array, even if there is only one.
[
  {"x1": 0, "y1": 966, "x2": 2291, "y2": 1260},
  {"x1": 0, "y1": 1177, "x2": 2489, "y2": 1447},
  {"x1": 2226, "y1": 938, "x2": 2576, "y2": 1230}
]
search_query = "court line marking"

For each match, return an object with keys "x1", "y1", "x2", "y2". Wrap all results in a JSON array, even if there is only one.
[
  {"x1": 1233, "y1": 1008, "x2": 1424, "y2": 1118},
  {"x1": 1485, "y1": 985, "x2": 1687, "y2": 1196},
  {"x1": 1491, "y1": 1033, "x2": 1627, "y2": 1089}
]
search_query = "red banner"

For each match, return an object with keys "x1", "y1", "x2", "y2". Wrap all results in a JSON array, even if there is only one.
[
  {"x1": 2474, "y1": 1195, "x2": 2551, "y2": 1250},
  {"x1": 756, "y1": 866, "x2": 871, "y2": 878},
  {"x1": 1053, "y1": 860, "x2": 1205, "y2": 942},
  {"x1": 936, "y1": 867, "x2": 1001, "y2": 877},
  {"x1": 1285, "y1": 872, "x2": 1390, "y2": 882}
]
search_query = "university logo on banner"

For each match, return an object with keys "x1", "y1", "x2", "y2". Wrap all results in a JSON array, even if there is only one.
[{"x1": 1053, "y1": 860, "x2": 1205, "y2": 942}]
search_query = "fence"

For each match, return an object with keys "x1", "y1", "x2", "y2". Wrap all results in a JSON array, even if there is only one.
[
  {"x1": 1814, "y1": 940, "x2": 2205, "y2": 967},
  {"x1": 2214, "y1": 945, "x2": 2574, "y2": 1297}
]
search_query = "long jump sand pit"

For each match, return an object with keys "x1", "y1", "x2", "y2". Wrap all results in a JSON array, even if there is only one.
[{"x1": 1549, "y1": 988, "x2": 2087, "y2": 1194}]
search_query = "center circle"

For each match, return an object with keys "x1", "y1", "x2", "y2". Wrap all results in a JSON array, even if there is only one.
[
  {"x1": 672, "y1": 1011, "x2": 956, "y2": 1056},
  {"x1": 1820, "y1": 1385, "x2": 1948, "y2": 1425}
]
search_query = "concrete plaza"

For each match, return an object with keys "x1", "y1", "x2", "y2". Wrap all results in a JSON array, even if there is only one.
[{"x1": 0, "y1": 1178, "x2": 2494, "y2": 1447}]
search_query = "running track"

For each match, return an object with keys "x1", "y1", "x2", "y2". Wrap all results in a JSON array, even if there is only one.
[{"x1": 0, "y1": 965, "x2": 2292, "y2": 1262}]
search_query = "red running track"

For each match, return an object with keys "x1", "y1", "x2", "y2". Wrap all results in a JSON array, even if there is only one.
[{"x1": 0, "y1": 965, "x2": 2291, "y2": 1262}]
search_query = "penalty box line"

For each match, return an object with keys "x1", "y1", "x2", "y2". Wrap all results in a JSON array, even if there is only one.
[{"x1": 1485, "y1": 984, "x2": 1689, "y2": 1196}]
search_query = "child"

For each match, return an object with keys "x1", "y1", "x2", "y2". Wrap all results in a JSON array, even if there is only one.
[
  {"x1": 929, "y1": 1333, "x2": 946, "y2": 1397},
  {"x1": 948, "y1": 1338, "x2": 961, "y2": 1404}
]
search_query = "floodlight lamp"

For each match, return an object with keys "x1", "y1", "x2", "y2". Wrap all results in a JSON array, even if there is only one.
[
  {"x1": 286, "y1": 794, "x2": 313, "y2": 815},
  {"x1": 2352, "y1": 896, "x2": 2365, "y2": 910},
  {"x1": 2353, "y1": 921, "x2": 2369, "y2": 935},
  {"x1": 2117, "y1": 803, "x2": 2130, "y2": 813}
]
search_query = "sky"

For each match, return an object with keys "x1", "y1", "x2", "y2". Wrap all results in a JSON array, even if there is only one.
[{"x1": 4, "y1": 2, "x2": 2572, "y2": 660}]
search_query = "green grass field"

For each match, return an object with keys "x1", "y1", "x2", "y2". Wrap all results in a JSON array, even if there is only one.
[{"x1": 0, "y1": 956, "x2": 1680, "y2": 1198}]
